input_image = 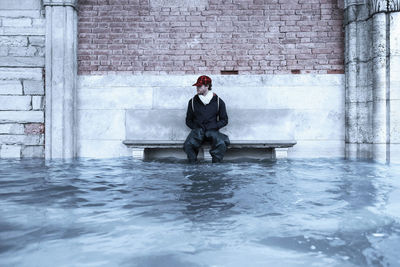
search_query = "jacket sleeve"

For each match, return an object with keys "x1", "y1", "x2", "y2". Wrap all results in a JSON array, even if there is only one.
[
  {"x1": 185, "y1": 99, "x2": 197, "y2": 129},
  {"x1": 216, "y1": 99, "x2": 228, "y2": 129}
]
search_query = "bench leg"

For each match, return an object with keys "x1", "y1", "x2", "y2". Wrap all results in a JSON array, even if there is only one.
[
  {"x1": 275, "y1": 148, "x2": 288, "y2": 159},
  {"x1": 203, "y1": 147, "x2": 212, "y2": 162},
  {"x1": 132, "y1": 147, "x2": 145, "y2": 160}
]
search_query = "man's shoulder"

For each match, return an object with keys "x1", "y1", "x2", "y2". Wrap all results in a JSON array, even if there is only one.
[
  {"x1": 212, "y1": 93, "x2": 224, "y2": 99},
  {"x1": 213, "y1": 94, "x2": 225, "y2": 103},
  {"x1": 212, "y1": 93, "x2": 222, "y2": 100},
  {"x1": 188, "y1": 95, "x2": 198, "y2": 102}
]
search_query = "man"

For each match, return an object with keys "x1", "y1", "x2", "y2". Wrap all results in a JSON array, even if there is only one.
[{"x1": 183, "y1": 75, "x2": 229, "y2": 163}]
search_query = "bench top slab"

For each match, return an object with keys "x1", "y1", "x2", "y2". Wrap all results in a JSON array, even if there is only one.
[{"x1": 123, "y1": 140, "x2": 297, "y2": 148}]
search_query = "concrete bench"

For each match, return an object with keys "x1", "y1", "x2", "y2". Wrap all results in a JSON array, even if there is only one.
[
  {"x1": 123, "y1": 139, "x2": 297, "y2": 160},
  {"x1": 123, "y1": 109, "x2": 296, "y2": 161}
]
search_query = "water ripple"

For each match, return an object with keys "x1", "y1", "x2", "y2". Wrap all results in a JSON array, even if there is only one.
[{"x1": 0, "y1": 158, "x2": 399, "y2": 266}]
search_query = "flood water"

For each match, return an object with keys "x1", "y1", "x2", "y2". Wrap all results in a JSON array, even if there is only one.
[{"x1": 0, "y1": 158, "x2": 400, "y2": 267}]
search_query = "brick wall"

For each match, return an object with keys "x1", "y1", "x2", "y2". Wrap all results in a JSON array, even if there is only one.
[
  {"x1": 78, "y1": 0, "x2": 344, "y2": 75},
  {"x1": 0, "y1": 0, "x2": 45, "y2": 158}
]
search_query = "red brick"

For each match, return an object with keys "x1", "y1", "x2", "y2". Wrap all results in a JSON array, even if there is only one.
[
  {"x1": 78, "y1": 0, "x2": 344, "y2": 75},
  {"x1": 24, "y1": 123, "x2": 44, "y2": 135}
]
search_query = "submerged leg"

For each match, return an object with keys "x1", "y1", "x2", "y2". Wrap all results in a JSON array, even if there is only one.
[
  {"x1": 183, "y1": 128, "x2": 205, "y2": 163},
  {"x1": 205, "y1": 130, "x2": 227, "y2": 163}
]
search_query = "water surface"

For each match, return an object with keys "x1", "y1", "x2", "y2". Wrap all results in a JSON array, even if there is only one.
[{"x1": 1, "y1": 158, "x2": 400, "y2": 266}]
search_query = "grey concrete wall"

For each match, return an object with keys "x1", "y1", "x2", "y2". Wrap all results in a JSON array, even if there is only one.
[
  {"x1": 0, "y1": 0, "x2": 45, "y2": 158},
  {"x1": 77, "y1": 74, "x2": 345, "y2": 158},
  {"x1": 125, "y1": 109, "x2": 295, "y2": 141}
]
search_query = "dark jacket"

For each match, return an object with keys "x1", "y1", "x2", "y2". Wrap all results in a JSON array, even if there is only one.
[{"x1": 185, "y1": 93, "x2": 228, "y2": 131}]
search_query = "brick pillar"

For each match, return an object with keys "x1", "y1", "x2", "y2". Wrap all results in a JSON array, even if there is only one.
[
  {"x1": 344, "y1": 0, "x2": 400, "y2": 163},
  {"x1": 44, "y1": 0, "x2": 78, "y2": 159}
]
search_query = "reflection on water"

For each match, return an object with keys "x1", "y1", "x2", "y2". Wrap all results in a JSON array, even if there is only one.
[
  {"x1": 0, "y1": 158, "x2": 400, "y2": 267},
  {"x1": 180, "y1": 166, "x2": 236, "y2": 222}
]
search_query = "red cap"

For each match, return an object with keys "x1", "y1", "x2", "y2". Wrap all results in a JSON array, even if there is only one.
[{"x1": 192, "y1": 75, "x2": 212, "y2": 86}]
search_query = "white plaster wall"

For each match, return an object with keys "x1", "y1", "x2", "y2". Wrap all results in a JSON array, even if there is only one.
[{"x1": 77, "y1": 74, "x2": 345, "y2": 158}]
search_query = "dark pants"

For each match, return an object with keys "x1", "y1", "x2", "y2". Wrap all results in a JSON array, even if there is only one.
[{"x1": 183, "y1": 128, "x2": 229, "y2": 163}]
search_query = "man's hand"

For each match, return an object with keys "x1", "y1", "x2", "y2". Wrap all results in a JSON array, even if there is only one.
[{"x1": 194, "y1": 120, "x2": 206, "y2": 131}]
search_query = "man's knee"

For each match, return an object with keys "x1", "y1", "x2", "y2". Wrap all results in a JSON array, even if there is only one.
[
  {"x1": 205, "y1": 130, "x2": 218, "y2": 143},
  {"x1": 205, "y1": 130, "x2": 225, "y2": 145}
]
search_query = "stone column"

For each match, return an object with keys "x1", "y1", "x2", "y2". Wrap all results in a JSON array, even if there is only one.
[
  {"x1": 44, "y1": 0, "x2": 78, "y2": 159},
  {"x1": 344, "y1": 0, "x2": 400, "y2": 163},
  {"x1": 344, "y1": 0, "x2": 372, "y2": 159},
  {"x1": 388, "y1": 8, "x2": 400, "y2": 163},
  {"x1": 371, "y1": 9, "x2": 388, "y2": 161}
]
